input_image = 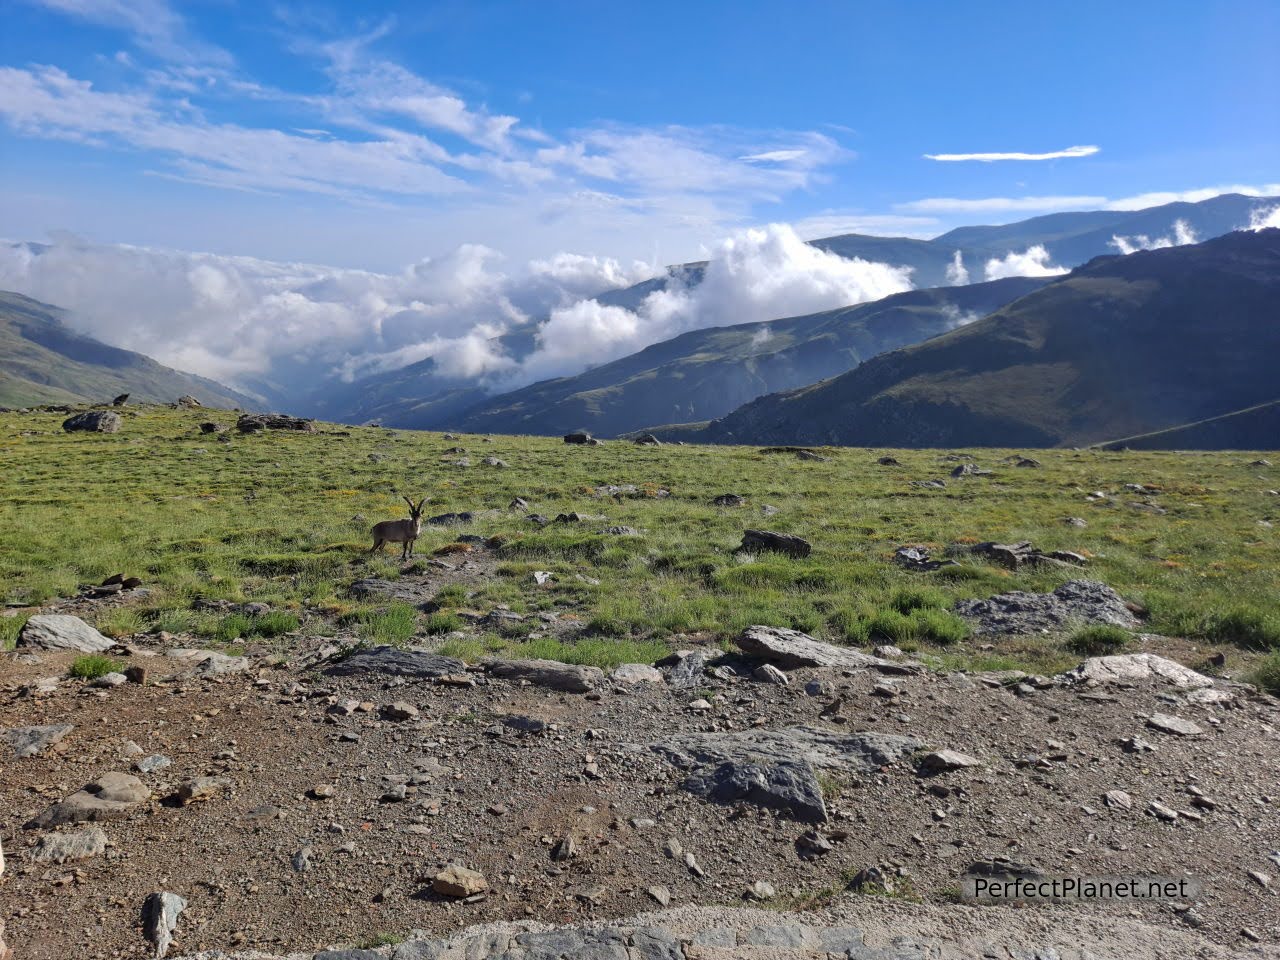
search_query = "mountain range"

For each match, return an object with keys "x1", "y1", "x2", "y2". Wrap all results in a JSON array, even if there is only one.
[
  {"x1": 0, "y1": 291, "x2": 254, "y2": 409},
  {"x1": 672, "y1": 228, "x2": 1280, "y2": 449}
]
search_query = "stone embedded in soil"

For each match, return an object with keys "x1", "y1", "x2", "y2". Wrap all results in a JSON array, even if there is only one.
[
  {"x1": 29, "y1": 825, "x2": 109, "y2": 863},
  {"x1": 172, "y1": 777, "x2": 232, "y2": 805},
  {"x1": 737, "y1": 529, "x2": 812, "y2": 558},
  {"x1": 611, "y1": 663, "x2": 664, "y2": 684},
  {"x1": 917, "y1": 750, "x2": 982, "y2": 775},
  {"x1": 652, "y1": 727, "x2": 922, "y2": 822},
  {"x1": 166, "y1": 649, "x2": 250, "y2": 678},
  {"x1": 736, "y1": 625, "x2": 921, "y2": 673},
  {"x1": 18, "y1": 614, "x2": 114, "y2": 653},
  {"x1": 432, "y1": 863, "x2": 488, "y2": 897},
  {"x1": 487, "y1": 658, "x2": 604, "y2": 693},
  {"x1": 4, "y1": 722, "x2": 73, "y2": 758},
  {"x1": 1062, "y1": 653, "x2": 1214, "y2": 689},
  {"x1": 325, "y1": 645, "x2": 466, "y2": 678},
  {"x1": 141, "y1": 891, "x2": 185, "y2": 959},
  {"x1": 953, "y1": 579, "x2": 1140, "y2": 635},
  {"x1": 1147, "y1": 713, "x2": 1204, "y2": 737},
  {"x1": 27, "y1": 772, "x2": 150, "y2": 828}
]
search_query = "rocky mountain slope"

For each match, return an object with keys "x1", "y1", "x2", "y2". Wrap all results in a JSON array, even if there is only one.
[
  {"x1": 0, "y1": 291, "x2": 254, "y2": 409},
  {"x1": 675, "y1": 229, "x2": 1280, "y2": 448},
  {"x1": 452, "y1": 277, "x2": 1047, "y2": 438},
  {"x1": 319, "y1": 194, "x2": 1275, "y2": 433}
]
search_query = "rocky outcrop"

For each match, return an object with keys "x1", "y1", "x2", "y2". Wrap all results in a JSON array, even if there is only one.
[
  {"x1": 954, "y1": 580, "x2": 1139, "y2": 634},
  {"x1": 487, "y1": 659, "x2": 604, "y2": 693},
  {"x1": 4, "y1": 722, "x2": 74, "y2": 758},
  {"x1": 62, "y1": 410, "x2": 122, "y2": 433},
  {"x1": 325, "y1": 646, "x2": 466, "y2": 679},
  {"x1": 18, "y1": 615, "x2": 115, "y2": 652},
  {"x1": 735, "y1": 625, "x2": 920, "y2": 673},
  {"x1": 27, "y1": 772, "x2": 150, "y2": 828},
  {"x1": 236, "y1": 413, "x2": 315, "y2": 433},
  {"x1": 1061, "y1": 653, "x2": 1214, "y2": 689}
]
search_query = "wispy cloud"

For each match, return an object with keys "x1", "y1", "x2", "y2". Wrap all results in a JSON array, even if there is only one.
[
  {"x1": 1105, "y1": 183, "x2": 1280, "y2": 210},
  {"x1": 896, "y1": 195, "x2": 1106, "y2": 214},
  {"x1": 924, "y1": 145, "x2": 1100, "y2": 163},
  {"x1": 740, "y1": 149, "x2": 808, "y2": 163},
  {"x1": 28, "y1": 0, "x2": 232, "y2": 65}
]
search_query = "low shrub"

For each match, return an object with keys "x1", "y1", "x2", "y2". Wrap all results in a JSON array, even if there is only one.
[{"x1": 69, "y1": 654, "x2": 123, "y2": 679}]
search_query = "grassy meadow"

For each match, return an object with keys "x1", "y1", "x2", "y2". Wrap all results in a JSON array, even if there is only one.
[{"x1": 2, "y1": 405, "x2": 1278, "y2": 684}]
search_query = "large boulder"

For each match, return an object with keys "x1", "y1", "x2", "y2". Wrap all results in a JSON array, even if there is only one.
[
  {"x1": 652, "y1": 727, "x2": 922, "y2": 822},
  {"x1": 62, "y1": 411, "x2": 122, "y2": 433},
  {"x1": 236, "y1": 413, "x2": 315, "y2": 433},
  {"x1": 325, "y1": 646, "x2": 466, "y2": 678},
  {"x1": 1061, "y1": 653, "x2": 1214, "y2": 689},
  {"x1": 736, "y1": 625, "x2": 920, "y2": 673},
  {"x1": 487, "y1": 658, "x2": 604, "y2": 693},
  {"x1": 19, "y1": 615, "x2": 114, "y2": 652},
  {"x1": 954, "y1": 580, "x2": 1139, "y2": 635}
]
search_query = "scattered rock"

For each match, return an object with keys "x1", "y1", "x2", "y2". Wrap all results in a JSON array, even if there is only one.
[
  {"x1": 753, "y1": 663, "x2": 789, "y2": 685},
  {"x1": 737, "y1": 530, "x2": 812, "y2": 558},
  {"x1": 28, "y1": 772, "x2": 150, "y2": 828},
  {"x1": 954, "y1": 540, "x2": 1087, "y2": 569},
  {"x1": 712, "y1": 494, "x2": 746, "y2": 507},
  {"x1": 4, "y1": 722, "x2": 73, "y2": 758},
  {"x1": 954, "y1": 580, "x2": 1140, "y2": 635},
  {"x1": 1104, "y1": 790, "x2": 1133, "y2": 810},
  {"x1": 141, "y1": 891, "x2": 185, "y2": 958},
  {"x1": 18, "y1": 615, "x2": 114, "y2": 653},
  {"x1": 746, "y1": 880, "x2": 776, "y2": 901},
  {"x1": 633, "y1": 433, "x2": 661, "y2": 445},
  {"x1": 1146, "y1": 713, "x2": 1204, "y2": 737},
  {"x1": 917, "y1": 750, "x2": 981, "y2": 775},
  {"x1": 326, "y1": 646, "x2": 466, "y2": 678},
  {"x1": 433, "y1": 863, "x2": 487, "y2": 897},
  {"x1": 488, "y1": 658, "x2": 604, "y2": 693},
  {"x1": 611, "y1": 663, "x2": 664, "y2": 684},
  {"x1": 893, "y1": 545, "x2": 960, "y2": 572},
  {"x1": 562, "y1": 432, "x2": 594, "y2": 445},
  {"x1": 736, "y1": 625, "x2": 919, "y2": 673},
  {"x1": 62, "y1": 410, "x2": 122, "y2": 433},
  {"x1": 1062, "y1": 654, "x2": 1214, "y2": 689},
  {"x1": 172, "y1": 776, "x2": 232, "y2": 805},
  {"x1": 876, "y1": 456, "x2": 901, "y2": 466},
  {"x1": 166, "y1": 649, "x2": 249, "y2": 678},
  {"x1": 380, "y1": 701, "x2": 419, "y2": 721},
  {"x1": 29, "y1": 826, "x2": 109, "y2": 863}
]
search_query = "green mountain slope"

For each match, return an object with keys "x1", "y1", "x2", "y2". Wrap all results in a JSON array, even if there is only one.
[
  {"x1": 674, "y1": 229, "x2": 1280, "y2": 448},
  {"x1": 453, "y1": 277, "x2": 1047, "y2": 437},
  {"x1": 0, "y1": 291, "x2": 255, "y2": 409},
  {"x1": 326, "y1": 194, "x2": 1275, "y2": 430}
]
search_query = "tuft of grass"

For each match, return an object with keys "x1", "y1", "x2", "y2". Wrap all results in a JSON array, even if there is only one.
[
  {"x1": 423, "y1": 611, "x2": 465, "y2": 635},
  {"x1": 355, "y1": 932, "x2": 405, "y2": 949},
  {"x1": 349, "y1": 603, "x2": 419, "y2": 646},
  {"x1": 1202, "y1": 607, "x2": 1280, "y2": 651},
  {"x1": 867, "y1": 607, "x2": 970, "y2": 647},
  {"x1": 1066, "y1": 624, "x2": 1132, "y2": 656},
  {"x1": 1247, "y1": 651, "x2": 1280, "y2": 695},
  {"x1": 0, "y1": 614, "x2": 28, "y2": 651},
  {"x1": 212, "y1": 610, "x2": 301, "y2": 644},
  {"x1": 890, "y1": 587, "x2": 949, "y2": 614},
  {"x1": 69, "y1": 653, "x2": 123, "y2": 679},
  {"x1": 96, "y1": 608, "x2": 146, "y2": 638}
]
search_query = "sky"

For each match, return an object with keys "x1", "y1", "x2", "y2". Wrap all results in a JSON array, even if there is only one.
[{"x1": 0, "y1": 0, "x2": 1278, "y2": 396}]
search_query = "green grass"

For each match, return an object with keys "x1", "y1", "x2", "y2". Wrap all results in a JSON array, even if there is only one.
[
  {"x1": 0, "y1": 614, "x2": 27, "y2": 651},
  {"x1": 68, "y1": 653, "x2": 123, "y2": 679},
  {"x1": 1247, "y1": 651, "x2": 1280, "y2": 695},
  {"x1": 1065, "y1": 624, "x2": 1133, "y2": 656},
  {"x1": 0, "y1": 405, "x2": 1277, "y2": 676}
]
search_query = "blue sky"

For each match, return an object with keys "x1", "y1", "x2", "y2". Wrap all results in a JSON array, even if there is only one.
[{"x1": 2, "y1": 0, "x2": 1278, "y2": 270}]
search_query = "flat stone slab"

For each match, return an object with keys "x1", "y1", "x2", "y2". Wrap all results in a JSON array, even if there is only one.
[
  {"x1": 1062, "y1": 653, "x2": 1214, "y2": 689},
  {"x1": 651, "y1": 727, "x2": 922, "y2": 822},
  {"x1": 27, "y1": 772, "x2": 150, "y2": 829},
  {"x1": 954, "y1": 579, "x2": 1139, "y2": 635},
  {"x1": 1147, "y1": 713, "x2": 1204, "y2": 736},
  {"x1": 736, "y1": 625, "x2": 921, "y2": 673},
  {"x1": 166, "y1": 649, "x2": 250, "y2": 677},
  {"x1": 326, "y1": 646, "x2": 466, "y2": 678},
  {"x1": 4, "y1": 722, "x2": 73, "y2": 758},
  {"x1": 611, "y1": 663, "x2": 664, "y2": 684},
  {"x1": 488, "y1": 658, "x2": 604, "y2": 693},
  {"x1": 29, "y1": 825, "x2": 108, "y2": 863},
  {"x1": 18, "y1": 615, "x2": 114, "y2": 652}
]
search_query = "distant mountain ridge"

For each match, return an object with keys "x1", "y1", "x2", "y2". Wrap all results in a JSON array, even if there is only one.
[
  {"x1": 664, "y1": 229, "x2": 1280, "y2": 449},
  {"x1": 0, "y1": 291, "x2": 255, "y2": 409},
  {"x1": 326, "y1": 193, "x2": 1275, "y2": 432}
]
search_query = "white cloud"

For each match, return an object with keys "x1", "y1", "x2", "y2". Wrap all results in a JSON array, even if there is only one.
[
  {"x1": 515, "y1": 224, "x2": 913, "y2": 384},
  {"x1": 983, "y1": 245, "x2": 1069, "y2": 281},
  {"x1": 924, "y1": 145, "x2": 1099, "y2": 162},
  {"x1": 897, "y1": 195, "x2": 1106, "y2": 214},
  {"x1": 29, "y1": 0, "x2": 232, "y2": 65},
  {"x1": 1109, "y1": 218, "x2": 1198, "y2": 255},
  {"x1": 945, "y1": 250, "x2": 969, "y2": 285},
  {"x1": 739, "y1": 149, "x2": 808, "y2": 163},
  {"x1": 1247, "y1": 205, "x2": 1280, "y2": 230}
]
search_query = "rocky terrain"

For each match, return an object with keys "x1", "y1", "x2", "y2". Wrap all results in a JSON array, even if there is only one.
[{"x1": 3, "y1": 583, "x2": 1279, "y2": 959}]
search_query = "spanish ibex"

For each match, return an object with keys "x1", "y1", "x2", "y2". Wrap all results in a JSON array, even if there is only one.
[{"x1": 370, "y1": 497, "x2": 426, "y2": 560}]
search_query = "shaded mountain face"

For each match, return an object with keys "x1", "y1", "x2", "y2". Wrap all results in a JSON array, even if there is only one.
[
  {"x1": 451, "y1": 277, "x2": 1048, "y2": 437},
  {"x1": 0, "y1": 291, "x2": 255, "y2": 409},
  {"x1": 674, "y1": 229, "x2": 1280, "y2": 449},
  {"x1": 323, "y1": 194, "x2": 1274, "y2": 430}
]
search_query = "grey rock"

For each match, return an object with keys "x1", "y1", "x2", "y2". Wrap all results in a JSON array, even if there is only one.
[
  {"x1": 1062, "y1": 653, "x2": 1213, "y2": 690},
  {"x1": 737, "y1": 529, "x2": 811, "y2": 558},
  {"x1": 18, "y1": 615, "x2": 114, "y2": 653},
  {"x1": 753, "y1": 663, "x2": 789, "y2": 685},
  {"x1": 4, "y1": 722, "x2": 74, "y2": 758},
  {"x1": 893, "y1": 545, "x2": 961, "y2": 572},
  {"x1": 563, "y1": 432, "x2": 594, "y2": 445},
  {"x1": 326, "y1": 646, "x2": 466, "y2": 678},
  {"x1": 712, "y1": 494, "x2": 746, "y2": 507},
  {"x1": 917, "y1": 750, "x2": 982, "y2": 775},
  {"x1": 166, "y1": 649, "x2": 249, "y2": 677},
  {"x1": 63, "y1": 410, "x2": 122, "y2": 433},
  {"x1": 954, "y1": 579, "x2": 1139, "y2": 635},
  {"x1": 27, "y1": 772, "x2": 150, "y2": 828},
  {"x1": 29, "y1": 825, "x2": 109, "y2": 863},
  {"x1": 665, "y1": 649, "x2": 712, "y2": 690},
  {"x1": 134, "y1": 754, "x2": 172, "y2": 774},
  {"x1": 141, "y1": 891, "x2": 185, "y2": 958},
  {"x1": 736, "y1": 625, "x2": 920, "y2": 673},
  {"x1": 652, "y1": 727, "x2": 922, "y2": 822},
  {"x1": 488, "y1": 658, "x2": 603, "y2": 693},
  {"x1": 611, "y1": 663, "x2": 663, "y2": 684},
  {"x1": 1147, "y1": 713, "x2": 1204, "y2": 736}
]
